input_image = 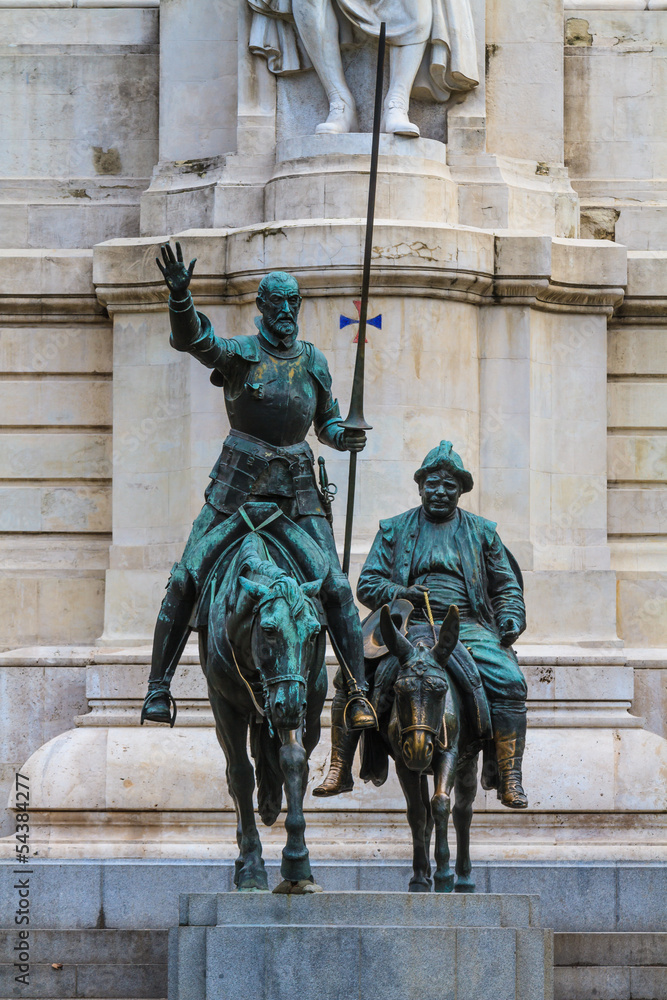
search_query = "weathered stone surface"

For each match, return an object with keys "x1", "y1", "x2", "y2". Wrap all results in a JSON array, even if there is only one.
[{"x1": 173, "y1": 892, "x2": 549, "y2": 1000}]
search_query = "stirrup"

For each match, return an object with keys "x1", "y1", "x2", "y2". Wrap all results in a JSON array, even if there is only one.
[
  {"x1": 140, "y1": 684, "x2": 178, "y2": 728},
  {"x1": 343, "y1": 693, "x2": 378, "y2": 731}
]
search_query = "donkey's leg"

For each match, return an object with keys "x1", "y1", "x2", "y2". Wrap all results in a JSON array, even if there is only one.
[
  {"x1": 395, "y1": 759, "x2": 432, "y2": 892},
  {"x1": 211, "y1": 694, "x2": 268, "y2": 891},
  {"x1": 453, "y1": 754, "x2": 479, "y2": 893},
  {"x1": 420, "y1": 775, "x2": 434, "y2": 880},
  {"x1": 432, "y1": 749, "x2": 458, "y2": 893},
  {"x1": 275, "y1": 727, "x2": 316, "y2": 889}
]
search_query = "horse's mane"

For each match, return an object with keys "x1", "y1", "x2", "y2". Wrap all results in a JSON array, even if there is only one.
[{"x1": 232, "y1": 534, "x2": 310, "y2": 618}]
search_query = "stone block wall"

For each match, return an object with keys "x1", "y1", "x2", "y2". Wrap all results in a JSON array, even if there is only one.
[
  {"x1": 0, "y1": 4, "x2": 159, "y2": 249},
  {"x1": 0, "y1": 251, "x2": 112, "y2": 650},
  {"x1": 608, "y1": 255, "x2": 667, "y2": 629},
  {"x1": 564, "y1": 5, "x2": 667, "y2": 250}
]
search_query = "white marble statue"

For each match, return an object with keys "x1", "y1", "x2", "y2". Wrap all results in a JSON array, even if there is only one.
[{"x1": 248, "y1": 0, "x2": 479, "y2": 137}]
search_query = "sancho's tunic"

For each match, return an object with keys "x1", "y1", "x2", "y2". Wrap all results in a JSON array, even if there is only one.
[{"x1": 358, "y1": 507, "x2": 527, "y2": 704}]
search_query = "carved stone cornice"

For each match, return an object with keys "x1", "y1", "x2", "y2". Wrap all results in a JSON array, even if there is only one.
[
  {"x1": 93, "y1": 222, "x2": 629, "y2": 316},
  {"x1": 0, "y1": 250, "x2": 107, "y2": 323},
  {"x1": 612, "y1": 250, "x2": 667, "y2": 323}
]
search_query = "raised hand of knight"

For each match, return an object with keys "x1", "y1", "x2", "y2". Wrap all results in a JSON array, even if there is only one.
[{"x1": 156, "y1": 240, "x2": 197, "y2": 299}]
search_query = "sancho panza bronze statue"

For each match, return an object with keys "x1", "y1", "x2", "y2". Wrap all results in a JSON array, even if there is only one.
[
  {"x1": 141, "y1": 242, "x2": 375, "y2": 733},
  {"x1": 315, "y1": 440, "x2": 529, "y2": 808}
]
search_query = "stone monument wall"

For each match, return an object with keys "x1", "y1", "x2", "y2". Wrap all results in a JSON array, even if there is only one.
[
  {"x1": 0, "y1": 0, "x2": 666, "y2": 857},
  {"x1": 0, "y1": 3, "x2": 158, "y2": 249}
]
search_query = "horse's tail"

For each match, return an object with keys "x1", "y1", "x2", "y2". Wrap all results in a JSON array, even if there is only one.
[{"x1": 249, "y1": 717, "x2": 284, "y2": 826}]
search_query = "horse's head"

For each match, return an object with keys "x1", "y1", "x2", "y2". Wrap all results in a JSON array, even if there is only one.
[
  {"x1": 239, "y1": 573, "x2": 323, "y2": 731},
  {"x1": 380, "y1": 604, "x2": 460, "y2": 772}
]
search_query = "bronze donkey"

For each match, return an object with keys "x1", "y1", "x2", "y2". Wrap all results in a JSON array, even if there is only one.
[{"x1": 370, "y1": 604, "x2": 480, "y2": 893}]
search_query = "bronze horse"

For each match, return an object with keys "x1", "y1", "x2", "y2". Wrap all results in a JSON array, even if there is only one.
[
  {"x1": 367, "y1": 605, "x2": 480, "y2": 893},
  {"x1": 198, "y1": 520, "x2": 328, "y2": 893}
]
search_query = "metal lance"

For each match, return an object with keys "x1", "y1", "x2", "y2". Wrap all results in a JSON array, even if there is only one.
[{"x1": 340, "y1": 21, "x2": 386, "y2": 576}]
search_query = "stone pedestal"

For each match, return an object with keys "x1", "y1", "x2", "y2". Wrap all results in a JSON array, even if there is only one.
[
  {"x1": 2, "y1": 641, "x2": 666, "y2": 861},
  {"x1": 170, "y1": 891, "x2": 553, "y2": 1000}
]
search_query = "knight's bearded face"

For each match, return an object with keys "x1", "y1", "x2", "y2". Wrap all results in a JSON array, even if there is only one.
[
  {"x1": 419, "y1": 470, "x2": 462, "y2": 522},
  {"x1": 258, "y1": 278, "x2": 302, "y2": 341}
]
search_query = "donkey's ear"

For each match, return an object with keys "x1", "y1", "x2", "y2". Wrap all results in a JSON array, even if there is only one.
[
  {"x1": 380, "y1": 604, "x2": 413, "y2": 662},
  {"x1": 433, "y1": 605, "x2": 460, "y2": 667},
  {"x1": 239, "y1": 576, "x2": 270, "y2": 601},
  {"x1": 302, "y1": 578, "x2": 323, "y2": 599}
]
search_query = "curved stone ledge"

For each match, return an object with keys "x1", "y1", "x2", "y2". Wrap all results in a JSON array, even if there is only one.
[{"x1": 93, "y1": 223, "x2": 627, "y2": 315}]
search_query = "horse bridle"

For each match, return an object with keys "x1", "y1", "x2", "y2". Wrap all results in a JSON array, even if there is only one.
[
  {"x1": 230, "y1": 584, "x2": 319, "y2": 734},
  {"x1": 396, "y1": 650, "x2": 449, "y2": 752},
  {"x1": 398, "y1": 721, "x2": 448, "y2": 752}
]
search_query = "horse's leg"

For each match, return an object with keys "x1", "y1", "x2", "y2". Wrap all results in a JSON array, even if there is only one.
[
  {"x1": 395, "y1": 759, "x2": 432, "y2": 892},
  {"x1": 274, "y1": 727, "x2": 320, "y2": 893},
  {"x1": 431, "y1": 749, "x2": 458, "y2": 893},
  {"x1": 210, "y1": 692, "x2": 268, "y2": 891},
  {"x1": 453, "y1": 753, "x2": 479, "y2": 893}
]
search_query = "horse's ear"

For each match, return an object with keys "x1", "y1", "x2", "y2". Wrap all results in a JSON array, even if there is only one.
[
  {"x1": 432, "y1": 605, "x2": 460, "y2": 667},
  {"x1": 239, "y1": 576, "x2": 270, "y2": 601},
  {"x1": 302, "y1": 578, "x2": 323, "y2": 599},
  {"x1": 380, "y1": 604, "x2": 413, "y2": 662}
]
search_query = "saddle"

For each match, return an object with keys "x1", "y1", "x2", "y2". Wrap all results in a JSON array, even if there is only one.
[{"x1": 186, "y1": 502, "x2": 329, "y2": 631}]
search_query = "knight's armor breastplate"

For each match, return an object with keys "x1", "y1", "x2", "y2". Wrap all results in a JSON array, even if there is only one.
[
  {"x1": 205, "y1": 341, "x2": 327, "y2": 518},
  {"x1": 225, "y1": 343, "x2": 318, "y2": 447}
]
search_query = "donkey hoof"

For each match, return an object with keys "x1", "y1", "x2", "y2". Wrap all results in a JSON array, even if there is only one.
[
  {"x1": 408, "y1": 877, "x2": 432, "y2": 893},
  {"x1": 434, "y1": 872, "x2": 455, "y2": 893},
  {"x1": 454, "y1": 876, "x2": 476, "y2": 894}
]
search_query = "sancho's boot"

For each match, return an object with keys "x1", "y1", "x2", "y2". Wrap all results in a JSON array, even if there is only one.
[
  {"x1": 140, "y1": 590, "x2": 194, "y2": 727},
  {"x1": 492, "y1": 703, "x2": 528, "y2": 809},
  {"x1": 313, "y1": 690, "x2": 360, "y2": 796},
  {"x1": 326, "y1": 599, "x2": 376, "y2": 731}
]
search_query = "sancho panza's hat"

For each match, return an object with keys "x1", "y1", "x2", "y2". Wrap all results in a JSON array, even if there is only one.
[{"x1": 414, "y1": 441, "x2": 474, "y2": 494}]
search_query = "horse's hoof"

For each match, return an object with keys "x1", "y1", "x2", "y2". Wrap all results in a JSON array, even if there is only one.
[
  {"x1": 236, "y1": 866, "x2": 269, "y2": 892},
  {"x1": 408, "y1": 879, "x2": 432, "y2": 893},
  {"x1": 454, "y1": 877, "x2": 475, "y2": 894},
  {"x1": 273, "y1": 878, "x2": 323, "y2": 895},
  {"x1": 434, "y1": 873, "x2": 455, "y2": 893}
]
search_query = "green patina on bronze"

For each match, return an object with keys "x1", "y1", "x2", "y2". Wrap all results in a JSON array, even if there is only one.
[
  {"x1": 315, "y1": 442, "x2": 530, "y2": 892},
  {"x1": 141, "y1": 242, "x2": 378, "y2": 892}
]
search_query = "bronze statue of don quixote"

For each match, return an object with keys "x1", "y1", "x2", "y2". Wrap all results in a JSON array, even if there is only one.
[{"x1": 140, "y1": 27, "x2": 529, "y2": 895}]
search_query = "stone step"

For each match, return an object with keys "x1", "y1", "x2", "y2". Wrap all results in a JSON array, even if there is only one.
[
  {"x1": 173, "y1": 891, "x2": 552, "y2": 1000},
  {"x1": 554, "y1": 932, "x2": 667, "y2": 1000},
  {"x1": 180, "y1": 889, "x2": 540, "y2": 928},
  {"x1": 1, "y1": 861, "x2": 664, "y2": 933},
  {"x1": 555, "y1": 932, "x2": 667, "y2": 967},
  {"x1": 0, "y1": 929, "x2": 167, "y2": 1000},
  {"x1": 554, "y1": 965, "x2": 667, "y2": 1000}
]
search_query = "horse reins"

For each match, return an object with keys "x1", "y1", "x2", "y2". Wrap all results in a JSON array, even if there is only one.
[
  {"x1": 399, "y1": 590, "x2": 448, "y2": 751},
  {"x1": 228, "y1": 636, "x2": 266, "y2": 718}
]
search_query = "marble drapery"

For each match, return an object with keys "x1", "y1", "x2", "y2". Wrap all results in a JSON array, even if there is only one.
[{"x1": 248, "y1": 0, "x2": 479, "y2": 101}]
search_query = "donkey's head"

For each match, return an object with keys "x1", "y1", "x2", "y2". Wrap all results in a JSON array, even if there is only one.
[
  {"x1": 239, "y1": 573, "x2": 323, "y2": 731},
  {"x1": 380, "y1": 604, "x2": 460, "y2": 772}
]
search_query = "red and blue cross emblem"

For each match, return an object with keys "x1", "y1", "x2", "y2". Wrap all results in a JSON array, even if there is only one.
[{"x1": 340, "y1": 300, "x2": 382, "y2": 343}]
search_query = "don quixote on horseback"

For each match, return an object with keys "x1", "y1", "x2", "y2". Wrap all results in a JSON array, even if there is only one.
[{"x1": 140, "y1": 243, "x2": 376, "y2": 892}]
